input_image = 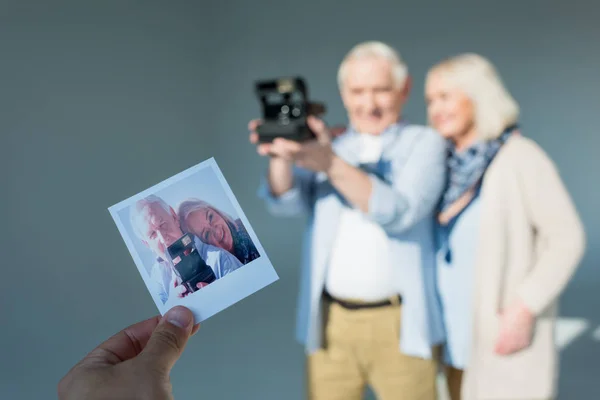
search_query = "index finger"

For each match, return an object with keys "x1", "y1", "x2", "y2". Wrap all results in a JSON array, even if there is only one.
[{"x1": 248, "y1": 119, "x2": 262, "y2": 131}]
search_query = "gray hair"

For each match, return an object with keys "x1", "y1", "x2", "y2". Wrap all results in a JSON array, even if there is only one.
[
  {"x1": 129, "y1": 194, "x2": 172, "y2": 240},
  {"x1": 337, "y1": 41, "x2": 409, "y2": 89}
]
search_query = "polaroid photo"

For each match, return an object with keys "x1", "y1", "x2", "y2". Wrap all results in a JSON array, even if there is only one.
[{"x1": 108, "y1": 157, "x2": 278, "y2": 323}]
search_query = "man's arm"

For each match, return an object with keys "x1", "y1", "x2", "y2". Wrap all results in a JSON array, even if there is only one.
[
  {"x1": 514, "y1": 139, "x2": 586, "y2": 315},
  {"x1": 326, "y1": 156, "x2": 372, "y2": 212},
  {"x1": 329, "y1": 128, "x2": 447, "y2": 235},
  {"x1": 149, "y1": 264, "x2": 169, "y2": 305},
  {"x1": 268, "y1": 157, "x2": 295, "y2": 196},
  {"x1": 258, "y1": 159, "x2": 315, "y2": 217},
  {"x1": 250, "y1": 118, "x2": 316, "y2": 217}
]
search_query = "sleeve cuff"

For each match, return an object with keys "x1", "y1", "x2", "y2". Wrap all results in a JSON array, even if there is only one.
[
  {"x1": 516, "y1": 284, "x2": 546, "y2": 316},
  {"x1": 257, "y1": 175, "x2": 301, "y2": 204},
  {"x1": 256, "y1": 173, "x2": 306, "y2": 217}
]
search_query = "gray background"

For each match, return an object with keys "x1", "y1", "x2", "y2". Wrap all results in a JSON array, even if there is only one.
[{"x1": 1, "y1": 1, "x2": 599, "y2": 399}]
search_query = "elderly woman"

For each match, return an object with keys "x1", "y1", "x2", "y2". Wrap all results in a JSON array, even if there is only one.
[
  {"x1": 177, "y1": 198, "x2": 260, "y2": 265},
  {"x1": 425, "y1": 53, "x2": 586, "y2": 400}
]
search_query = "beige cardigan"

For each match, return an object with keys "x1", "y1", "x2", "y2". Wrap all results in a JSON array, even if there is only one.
[{"x1": 461, "y1": 136, "x2": 586, "y2": 400}]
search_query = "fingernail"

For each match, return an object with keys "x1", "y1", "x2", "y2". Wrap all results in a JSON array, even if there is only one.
[{"x1": 165, "y1": 306, "x2": 192, "y2": 329}]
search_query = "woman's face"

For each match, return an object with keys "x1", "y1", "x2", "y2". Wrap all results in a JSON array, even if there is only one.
[
  {"x1": 185, "y1": 207, "x2": 234, "y2": 252},
  {"x1": 425, "y1": 72, "x2": 475, "y2": 142}
]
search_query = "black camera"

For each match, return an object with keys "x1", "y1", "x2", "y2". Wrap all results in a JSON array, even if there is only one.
[
  {"x1": 166, "y1": 233, "x2": 216, "y2": 293},
  {"x1": 254, "y1": 76, "x2": 326, "y2": 143}
]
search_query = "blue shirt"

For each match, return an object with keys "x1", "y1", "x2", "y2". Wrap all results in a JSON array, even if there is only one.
[
  {"x1": 435, "y1": 195, "x2": 482, "y2": 368},
  {"x1": 258, "y1": 122, "x2": 448, "y2": 358},
  {"x1": 150, "y1": 235, "x2": 243, "y2": 304}
]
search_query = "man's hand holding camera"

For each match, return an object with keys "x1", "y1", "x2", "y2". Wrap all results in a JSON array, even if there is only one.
[
  {"x1": 249, "y1": 116, "x2": 373, "y2": 213},
  {"x1": 177, "y1": 281, "x2": 209, "y2": 296},
  {"x1": 249, "y1": 116, "x2": 336, "y2": 173},
  {"x1": 174, "y1": 278, "x2": 188, "y2": 298},
  {"x1": 168, "y1": 277, "x2": 208, "y2": 304}
]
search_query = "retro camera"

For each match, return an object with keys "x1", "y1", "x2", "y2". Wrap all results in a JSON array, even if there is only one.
[
  {"x1": 166, "y1": 233, "x2": 216, "y2": 293},
  {"x1": 254, "y1": 76, "x2": 326, "y2": 143}
]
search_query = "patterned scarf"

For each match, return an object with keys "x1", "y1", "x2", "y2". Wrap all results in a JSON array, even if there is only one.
[
  {"x1": 226, "y1": 218, "x2": 260, "y2": 265},
  {"x1": 439, "y1": 125, "x2": 518, "y2": 215}
]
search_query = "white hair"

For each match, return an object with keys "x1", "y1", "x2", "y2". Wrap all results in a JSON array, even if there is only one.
[
  {"x1": 129, "y1": 194, "x2": 172, "y2": 240},
  {"x1": 426, "y1": 53, "x2": 520, "y2": 141},
  {"x1": 337, "y1": 41, "x2": 409, "y2": 88}
]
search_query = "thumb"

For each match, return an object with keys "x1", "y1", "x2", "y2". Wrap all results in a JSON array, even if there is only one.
[
  {"x1": 138, "y1": 306, "x2": 195, "y2": 373},
  {"x1": 307, "y1": 116, "x2": 331, "y2": 144}
]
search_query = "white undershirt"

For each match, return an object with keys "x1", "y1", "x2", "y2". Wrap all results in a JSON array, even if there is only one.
[{"x1": 325, "y1": 134, "x2": 397, "y2": 302}]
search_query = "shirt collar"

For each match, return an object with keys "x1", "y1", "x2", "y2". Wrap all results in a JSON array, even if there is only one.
[{"x1": 346, "y1": 119, "x2": 407, "y2": 145}]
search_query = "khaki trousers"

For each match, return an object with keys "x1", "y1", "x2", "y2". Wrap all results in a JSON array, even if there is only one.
[{"x1": 307, "y1": 300, "x2": 438, "y2": 400}]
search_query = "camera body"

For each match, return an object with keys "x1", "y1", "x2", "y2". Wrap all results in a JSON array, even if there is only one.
[
  {"x1": 254, "y1": 76, "x2": 325, "y2": 143},
  {"x1": 166, "y1": 233, "x2": 216, "y2": 293}
]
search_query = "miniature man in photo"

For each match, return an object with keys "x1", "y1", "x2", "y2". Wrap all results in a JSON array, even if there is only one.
[{"x1": 130, "y1": 195, "x2": 243, "y2": 305}]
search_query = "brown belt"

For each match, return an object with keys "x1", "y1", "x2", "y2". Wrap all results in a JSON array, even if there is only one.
[{"x1": 323, "y1": 290, "x2": 402, "y2": 310}]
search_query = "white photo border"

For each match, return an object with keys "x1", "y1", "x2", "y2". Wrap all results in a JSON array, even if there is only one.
[{"x1": 108, "y1": 157, "x2": 279, "y2": 323}]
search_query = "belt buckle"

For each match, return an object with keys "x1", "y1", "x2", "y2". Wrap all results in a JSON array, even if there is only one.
[
  {"x1": 323, "y1": 291, "x2": 401, "y2": 310},
  {"x1": 388, "y1": 294, "x2": 401, "y2": 306}
]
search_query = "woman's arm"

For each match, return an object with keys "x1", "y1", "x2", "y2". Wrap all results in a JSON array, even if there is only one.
[{"x1": 514, "y1": 139, "x2": 586, "y2": 315}]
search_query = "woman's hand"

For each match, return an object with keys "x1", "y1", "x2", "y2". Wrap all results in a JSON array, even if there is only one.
[{"x1": 494, "y1": 299, "x2": 535, "y2": 355}]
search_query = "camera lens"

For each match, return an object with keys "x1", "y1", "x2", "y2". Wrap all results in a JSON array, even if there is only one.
[
  {"x1": 292, "y1": 107, "x2": 301, "y2": 117},
  {"x1": 281, "y1": 105, "x2": 289, "y2": 114}
]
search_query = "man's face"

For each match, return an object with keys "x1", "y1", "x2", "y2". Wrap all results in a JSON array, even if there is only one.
[
  {"x1": 340, "y1": 57, "x2": 409, "y2": 135},
  {"x1": 137, "y1": 202, "x2": 183, "y2": 260}
]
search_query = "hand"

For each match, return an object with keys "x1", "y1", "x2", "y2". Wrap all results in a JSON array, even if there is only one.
[
  {"x1": 58, "y1": 306, "x2": 200, "y2": 400},
  {"x1": 494, "y1": 300, "x2": 535, "y2": 355},
  {"x1": 254, "y1": 116, "x2": 335, "y2": 172},
  {"x1": 196, "y1": 282, "x2": 209, "y2": 289},
  {"x1": 175, "y1": 281, "x2": 189, "y2": 298},
  {"x1": 171, "y1": 276, "x2": 208, "y2": 299},
  {"x1": 248, "y1": 117, "x2": 337, "y2": 172},
  {"x1": 249, "y1": 119, "x2": 279, "y2": 159},
  {"x1": 248, "y1": 119, "x2": 293, "y2": 161},
  {"x1": 167, "y1": 275, "x2": 190, "y2": 300}
]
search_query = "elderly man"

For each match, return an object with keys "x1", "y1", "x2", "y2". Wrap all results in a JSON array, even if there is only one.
[
  {"x1": 250, "y1": 41, "x2": 448, "y2": 399},
  {"x1": 130, "y1": 195, "x2": 242, "y2": 305}
]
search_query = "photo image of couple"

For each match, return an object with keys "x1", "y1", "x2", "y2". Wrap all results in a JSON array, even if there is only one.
[{"x1": 121, "y1": 168, "x2": 261, "y2": 306}]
